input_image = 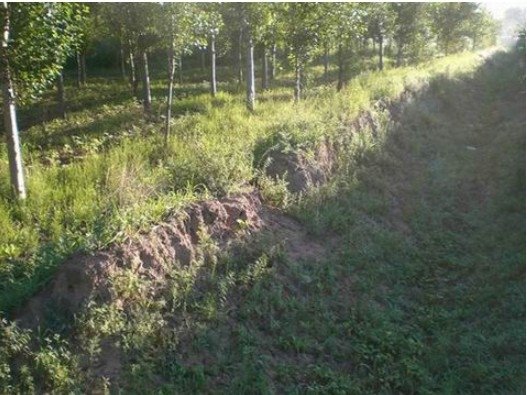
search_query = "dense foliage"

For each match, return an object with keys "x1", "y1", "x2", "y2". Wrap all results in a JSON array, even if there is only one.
[{"x1": 8, "y1": 3, "x2": 88, "y2": 103}]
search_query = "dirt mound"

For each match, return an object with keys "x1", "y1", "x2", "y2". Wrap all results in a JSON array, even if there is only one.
[
  {"x1": 16, "y1": 191, "x2": 265, "y2": 328},
  {"x1": 265, "y1": 141, "x2": 335, "y2": 193},
  {"x1": 264, "y1": 88, "x2": 417, "y2": 193}
]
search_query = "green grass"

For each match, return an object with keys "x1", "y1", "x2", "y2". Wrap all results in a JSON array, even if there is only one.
[
  {"x1": 0, "y1": 51, "x2": 484, "y2": 314},
  {"x1": 290, "y1": 48, "x2": 525, "y2": 392},
  {"x1": 0, "y1": 48, "x2": 523, "y2": 392}
]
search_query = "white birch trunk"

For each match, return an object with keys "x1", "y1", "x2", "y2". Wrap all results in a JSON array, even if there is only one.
[
  {"x1": 1, "y1": 2, "x2": 26, "y2": 199},
  {"x1": 246, "y1": 34, "x2": 255, "y2": 111}
]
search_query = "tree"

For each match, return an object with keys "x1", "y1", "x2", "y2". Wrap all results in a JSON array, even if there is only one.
[
  {"x1": 100, "y1": 3, "x2": 139, "y2": 97},
  {"x1": 430, "y1": 3, "x2": 479, "y2": 55},
  {"x1": 74, "y1": 3, "x2": 99, "y2": 87},
  {"x1": 195, "y1": 5, "x2": 223, "y2": 97},
  {"x1": 278, "y1": 3, "x2": 320, "y2": 102},
  {"x1": 317, "y1": 4, "x2": 336, "y2": 82},
  {"x1": 109, "y1": 3, "x2": 160, "y2": 114},
  {"x1": 366, "y1": 3, "x2": 396, "y2": 71},
  {"x1": 218, "y1": 4, "x2": 246, "y2": 88},
  {"x1": 245, "y1": 15, "x2": 255, "y2": 111},
  {"x1": 56, "y1": 71, "x2": 66, "y2": 119},
  {"x1": 258, "y1": 4, "x2": 279, "y2": 90},
  {"x1": 238, "y1": 4, "x2": 272, "y2": 110},
  {"x1": 318, "y1": 3, "x2": 366, "y2": 91},
  {"x1": 466, "y1": 8, "x2": 498, "y2": 50},
  {"x1": 158, "y1": 3, "x2": 196, "y2": 141},
  {"x1": 391, "y1": 3, "x2": 431, "y2": 66},
  {"x1": 1, "y1": 2, "x2": 87, "y2": 199}
]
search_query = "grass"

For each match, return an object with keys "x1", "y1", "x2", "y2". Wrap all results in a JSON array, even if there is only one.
[
  {"x1": 0, "y1": 47, "x2": 523, "y2": 392},
  {"x1": 0, "y1": 50, "x2": 484, "y2": 313}
]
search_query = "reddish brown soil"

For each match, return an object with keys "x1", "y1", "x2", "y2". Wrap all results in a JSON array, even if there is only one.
[{"x1": 16, "y1": 191, "x2": 265, "y2": 328}]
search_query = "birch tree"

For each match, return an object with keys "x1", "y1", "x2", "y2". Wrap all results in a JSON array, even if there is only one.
[
  {"x1": 195, "y1": 5, "x2": 223, "y2": 97},
  {"x1": 114, "y1": 3, "x2": 160, "y2": 114},
  {"x1": 238, "y1": 4, "x2": 278, "y2": 110}
]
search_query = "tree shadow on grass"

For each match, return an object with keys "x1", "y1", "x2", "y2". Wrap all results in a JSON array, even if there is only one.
[{"x1": 22, "y1": 109, "x2": 144, "y2": 160}]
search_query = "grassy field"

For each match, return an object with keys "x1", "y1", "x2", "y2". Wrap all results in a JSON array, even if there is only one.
[
  {"x1": 0, "y1": 47, "x2": 524, "y2": 393},
  {"x1": 0, "y1": 51, "x2": 482, "y2": 313}
]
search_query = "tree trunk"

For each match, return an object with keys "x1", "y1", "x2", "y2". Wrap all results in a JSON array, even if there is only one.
[
  {"x1": 178, "y1": 55, "x2": 183, "y2": 84},
  {"x1": 210, "y1": 34, "x2": 217, "y2": 97},
  {"x1": 128, "y1": 42, "x2": 138, "y2": 98},
  {"x1": 270, "y1": 43, "x2": 276, "y2": 81},
  {"x1": 140, "y1": 50, "x2": 152, "y2": 114},
  {"x1": 200, "y1": 48, "x2": 205, "y2": 71},
  {"x1": 385, "y1": 38, "x2": 392, "y2": 56},
  {"x1": 165, "y1": 42, "x2": 175, "y2": 143},
  {"x1": 323, "y1": 43, "x2": 329, "y2": 80},
  {"x1": 396, "y1": 45, "x2": 403, "y2": 67},
  {"x1": 120, "y1": 39, "x2": 127, "y2": 81},
  {"x1": 337, "y1": 43, "x2": 344, "y2": 92},
  {"x1": 246, "y1": 34, "x2": 255, "y2": 111},
  {"x1": 378, "y1": 35, "x2": 384, "y2": 71},
  {"x1": 81, "y1": 51, "x2": 87, "y2": 85},
  {"x1": 294, "y1": 57, "x2": 301, "y2": 103},
  {"x1": 237, "y1": 28, "x2": 243, "y2": 86},
  {"x1": 56, "y1": 72, "x2": 66, "y2": 119},
  {"x1": 76, "y1": 51, "x2": 82, "y2": 88},
  {"x1": 40, "y1": 102, "x2": 48, "y2": 134},
  {"x1": 1, "y1": 3, "x2": 26, "y2": 199},
  {"x1": 262, "y1": 47, "x2": 269, "y2": 90}
]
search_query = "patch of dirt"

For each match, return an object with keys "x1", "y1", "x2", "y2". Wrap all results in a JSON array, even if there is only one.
[
  {"x1": 15, "y1": 190, "x2": 334, "y2": 329},
  {"x1": 261, "y1": 207, "x2": 328, "y2": 262},
  {"x1": 15, "y1": 191, "x2": 265, "y2": 329},
  {"x1": 264, "y1": 140, "x2": 335, "y2": 193}
]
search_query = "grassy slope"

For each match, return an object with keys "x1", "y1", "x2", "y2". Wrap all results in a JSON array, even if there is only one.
[
  {"x1": 0, "y1": 48, "x2": 523, "y2": 393},
  {"x1": 0, "y1": 52, "x2": 482, "y2": 313}
]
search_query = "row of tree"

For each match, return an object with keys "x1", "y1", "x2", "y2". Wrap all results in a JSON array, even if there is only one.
[{"x1": 1, "y1": 3, "x2": 498, "y2": 199}]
